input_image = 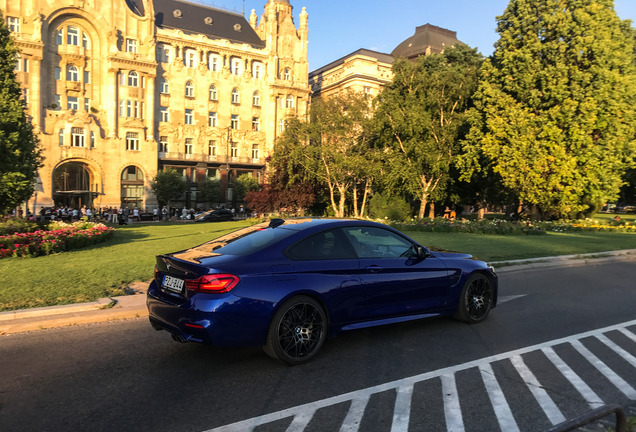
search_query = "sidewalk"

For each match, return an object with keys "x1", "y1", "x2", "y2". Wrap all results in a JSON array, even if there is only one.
[
  {"x1": 1, "y1": 250, "x2": 635, "y2": 336},
  {"x1": 0, "y1": 281, "x2": 150, "y2": 335}
]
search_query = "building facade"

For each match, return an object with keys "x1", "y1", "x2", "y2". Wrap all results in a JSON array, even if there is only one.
[
  {"x1": 4, "y1": 0, "x2": 309, "y2": 211},
  {"x1": 309, "y1": 24, "x2": 461, "y2": 99}
]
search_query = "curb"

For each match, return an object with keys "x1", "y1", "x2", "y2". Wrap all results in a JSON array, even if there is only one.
[{"x1": 491, "y1": 249, "x2": 636, "y2": 273}]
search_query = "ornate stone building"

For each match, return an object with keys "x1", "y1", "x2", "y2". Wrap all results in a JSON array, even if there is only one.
[
  {"x1": 4, "y1": 0, "x2": 309, "y2": 211},
  {"x1": 309, "y1": 24, "x2": 461, "y2": 99}
]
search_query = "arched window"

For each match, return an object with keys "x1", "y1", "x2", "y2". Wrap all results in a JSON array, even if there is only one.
[
  {"x1": 185, "y1": 81, "x2": 194, "y2": 97},
  {"x1": 209, "y1": 84, "x2": 217, "y2": 101},
  {"x1": 160, "y1": 78, "x2": 169, "y2": 94},
  {"x1": 67, "y1": 26, "x2": 79, "y2": 46},
  {"x1": 252, "y1": 91, "x2": 260, "y2": 107},
  {"x1": 67, "y1": 65, "x2": 79, "y2": 81},
  {"x1": 231, "y1": 88, "x2": 240, "y2": 104},
  {"x1": 121, "y1": 166, "x2": 144, "y2": 209},
  {"x1": 283, "y1": 68, "x2": 291, "y2": 80},
  {"x1": 128, "y1": 71, "x2": 139, "y2": 87},
  {"x1": 285, "y1": 94, "x2": 294, "y2": 108}
]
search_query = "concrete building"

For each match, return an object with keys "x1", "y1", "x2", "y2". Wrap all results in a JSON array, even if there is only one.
[{"x1": 5, "y1": 0, "x2": 309, "y2": 211}]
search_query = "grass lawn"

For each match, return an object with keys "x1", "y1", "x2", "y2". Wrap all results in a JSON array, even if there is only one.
[{"x1": 0, "y1": 218, "x2": 634, "y2": 311}]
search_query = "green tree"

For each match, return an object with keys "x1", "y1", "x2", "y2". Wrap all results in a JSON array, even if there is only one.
[
  {"x1": 197, "y1": 178, "x2": 221, "y2": 207},
  {"x1": 150, "y1": 168, "x2": 187, "y2": 211},
  {"x1": 276, "y1": 91, "x2": 374, "y2": 217},
  {"x1": 0, "y1": 13, "x2": 43, "y2": 215},
  {"x1": 460, "y1": 0, "x2": 636, "y2": 218},
  {"x1": 232, "y1": 173, "x2": 258, "y2": 206},
  {"x1": 373, "y1": 44, "x2": 483, "y2": 219}
]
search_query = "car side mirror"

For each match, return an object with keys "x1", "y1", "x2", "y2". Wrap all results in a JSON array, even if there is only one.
[{"x1": 416, "y1": 245, "x2": 430, "y2": 258}]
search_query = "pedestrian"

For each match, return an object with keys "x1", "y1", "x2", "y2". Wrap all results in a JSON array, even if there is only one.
[
  {"x1": 153, "y1": 207, "x2": 159, "y2": 221},
  {"x1": 162, "y1": 206, "x2": 168, "y2": 221}
]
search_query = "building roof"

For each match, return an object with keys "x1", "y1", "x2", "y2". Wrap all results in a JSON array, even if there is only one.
[
  {"x1": 309, "y1": 48, "x2": 394, "y2": 78},
  {"x1": 391, "y1": 24, "x2": 461, "y2": 59},
  {"x1": 153, "y1": 0, "x2": 265, "y2": 48}
]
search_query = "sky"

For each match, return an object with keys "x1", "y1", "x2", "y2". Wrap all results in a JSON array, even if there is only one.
[{"x1": 200, "y1": 0, "x2": 636, "y2": 72}]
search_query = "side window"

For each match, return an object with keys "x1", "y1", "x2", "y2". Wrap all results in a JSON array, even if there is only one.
[
  {"x1": 285, "y1": 229, "x2": 356, "y2": 260},
  {"x1": 343, "y1": 227, "x2": 415, "y2": 258}
]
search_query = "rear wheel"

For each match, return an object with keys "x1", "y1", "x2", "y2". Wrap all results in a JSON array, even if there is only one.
[
  {"x1": 264, "y1": 296, "x2": 327, "y2": 365},
  {"x1": 455, "y1": 273, "x2": 494, "y2": 323}
]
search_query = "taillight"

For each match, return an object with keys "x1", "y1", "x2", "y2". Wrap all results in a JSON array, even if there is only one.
[
  {"x1": 185, "y1": 274, "x2": 240, "y2": 294},
  {"x1": 154, "y1": 267, "x2": 159, "y2": 282}
]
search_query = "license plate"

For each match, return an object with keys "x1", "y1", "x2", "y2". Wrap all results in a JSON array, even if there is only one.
[{"x1": 162, "y1": 275, "x2": 184, "y2": 293}]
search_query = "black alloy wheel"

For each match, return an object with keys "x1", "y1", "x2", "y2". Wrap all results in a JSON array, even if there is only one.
[
  {"x1": 264, "y1": 296, "x2": 327, "y2": 365},
  {"x1": 455, "y1": 273, "x2": 494, "y2": 323}
]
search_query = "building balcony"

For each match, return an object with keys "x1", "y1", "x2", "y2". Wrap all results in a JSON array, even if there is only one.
[{"x1": 159, "y1": 152, "x2": 264, "y2": 166}]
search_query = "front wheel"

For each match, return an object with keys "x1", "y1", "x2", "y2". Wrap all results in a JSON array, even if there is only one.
[
  {"x1": 455, "y1": 273, "x2": 494, "y2": 323},
  {"x1": 264, "y1": 296, "x2": 327, "y2": 365}
]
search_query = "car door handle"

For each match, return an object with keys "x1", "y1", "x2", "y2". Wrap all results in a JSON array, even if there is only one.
[{"x1": 366, "y1": 265, "x2": 383, "y2": 273}]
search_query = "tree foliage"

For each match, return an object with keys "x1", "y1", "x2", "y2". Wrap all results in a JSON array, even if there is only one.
[
  {"x1": 275, "y1": 91, "x2": 375, "y2": 217},
  {"x1": 373, "y1": 44, "x2": 483, "y2": 218},
  {"x1": 197, "y1": 178, "x2": 222, "y2": 206},
  {"x1": 0, "y1": 14, "x2": 43, "y2": 215},
  {"x1": 232, "y1": 173, "x2": 259, "y2": 205},
  {"x1": 460, "y1": 0, "x2": 636, "y2": 218},
  {"x1": 150, "y1": 169, "x2": 187, "y2": 208}
]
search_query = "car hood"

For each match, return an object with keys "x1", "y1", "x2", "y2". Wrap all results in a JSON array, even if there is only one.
[{"x1": 432, "y1": 251, "x2": 475, "y2": 260}]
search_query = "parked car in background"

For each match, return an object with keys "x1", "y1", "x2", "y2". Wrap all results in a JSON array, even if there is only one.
[
  {"x1": 194, "y1": 208, "x2": 233, "y2": 222},
  {"x1": 147, "y1": 218, "x2": 498, "y2": 364}
]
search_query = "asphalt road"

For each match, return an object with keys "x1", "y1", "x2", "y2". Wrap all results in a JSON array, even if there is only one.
[{"x1": 1, "y1": 259, "x2": 635, "y2": 432}]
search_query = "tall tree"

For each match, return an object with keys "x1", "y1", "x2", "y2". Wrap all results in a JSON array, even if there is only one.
[
  {"x1": 276, "y1": 91, "x2": 374, "y2": 217},
  {"x1": 0, "y1": 14, "x2": 43, "y2": 215},
  {"x1": 460, "y1": 0, "x2": 636, "y2": 218},
  {"x1": 373, "y1": 44, "x2": 483, "y2": 219}
]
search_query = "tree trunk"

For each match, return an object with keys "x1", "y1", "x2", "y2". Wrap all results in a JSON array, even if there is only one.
[
  {"x1": 428, "y1": 202, "x2": 435, "y2": 219},
  {"x1": 418, "y1": 193, "x2": 429, "y2": 219},
  {"x1": 352, "y1": 185, "x2": 359, "y2": 218},
  {"x1": 360, "y1": 181, "x2": 370, "y2": 217}
]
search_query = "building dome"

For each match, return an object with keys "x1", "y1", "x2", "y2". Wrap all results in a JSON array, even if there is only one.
[{"x1": 391, "y1": 24, "x2": 461, "y2": 59}]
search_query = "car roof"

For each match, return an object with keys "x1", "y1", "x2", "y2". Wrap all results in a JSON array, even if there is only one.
[{"x1": 271, "y1": 218, "x2": 383, "y2": 231}]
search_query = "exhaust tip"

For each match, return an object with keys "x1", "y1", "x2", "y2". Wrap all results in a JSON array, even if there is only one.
[{"x1": 171, "y1": 333, "x2": 188, "y2": 344}]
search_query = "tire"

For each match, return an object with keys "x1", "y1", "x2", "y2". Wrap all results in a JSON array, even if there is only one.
[
  {"x1": 264, "y1": 296, "x2": 327, "y2": 365},
  {"x1": 454, "y1": 273, "x2": 494, "y2": 324}
]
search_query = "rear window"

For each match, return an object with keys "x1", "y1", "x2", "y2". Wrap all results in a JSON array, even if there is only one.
[{"x1": 209, "y1": 226, "x2": 296, "y2": 256}]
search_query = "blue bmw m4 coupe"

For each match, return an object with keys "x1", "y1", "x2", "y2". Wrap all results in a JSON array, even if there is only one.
[{"x1": 147, "y1": 218, "x2": 498, "y2": 364}]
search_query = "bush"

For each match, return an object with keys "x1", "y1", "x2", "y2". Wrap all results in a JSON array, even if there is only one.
[
  {"x1": 0, "y1": 217, "x2": 40, "y2": 236},
  {"x1": 0, "y1": 221, "x2": 115, "y2": 258},
  {"x1": 369, "y1": 193, "x2": 411, "y2": 221}
]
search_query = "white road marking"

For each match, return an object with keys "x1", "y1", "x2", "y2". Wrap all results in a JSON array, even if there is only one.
[
  {"x1": 391, "y1": 385, "x2": 413, "y2": 432},
  {"x1": 542, "y1": 347, "x2": 605, "y2": 409},
  {"x1": 571, "y1": 339, "x2": 636, "y2": 399},
  {"x1": 339, "y1": 395, "x2": 369, "y2": 432},
  {"x1": 497, "y1": 294, "x2": 528, "y2": 304},
  {"x1": 203, "y1": 318, "x2": 636, "y2": 432},
  {"x1": 480, "y1": 363, "x2": 520, "y2": 432},
  {"x1": 441, "y1": 374, "x2": 464, "y2": 432},
  {"x1": 510, "y1": 355, "x2": 566, "y2": 425}
]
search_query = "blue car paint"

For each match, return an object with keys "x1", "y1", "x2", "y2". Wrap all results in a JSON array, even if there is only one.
[{"x1": 147, "y1": 219, "x2": 498, "y2": 348}]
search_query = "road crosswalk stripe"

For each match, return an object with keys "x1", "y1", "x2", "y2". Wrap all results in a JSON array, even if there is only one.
[
  {"x1": 339, "y1": 395, "x2": 369, "y2": 432},
  {"x1": 542, "y1": 347, "x2": 605, "y2": 409},
  {"x1": 510, "y1": 355, "x2": 566, "y2": 425},
  {"x1": 480, "y1": 363, "x2": 520, "y2": 432},
  {"x1": 570, "y1": 339, "x2": 636, "y2": 399},
  {"x1": 596, "y1": 333, "x2": 636, "y2": 368},
  {"x1": 441, "y1": 374, "x2": 464, "y2": 432},
  {"x1": 391, "y1": 385, "x2": 414, "y2": 432},
  {"x1": 204, "y1": 318, "x2": 636, "y2": 432}
]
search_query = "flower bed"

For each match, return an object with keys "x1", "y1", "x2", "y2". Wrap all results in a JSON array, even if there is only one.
[
  {"x1": 390, "y1": 217, "x2": 636, "y2": 235},
  {"x1": 0, "y1": 221, "x2": 115, "y2": 258}
]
